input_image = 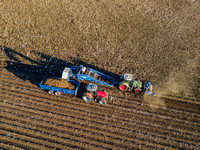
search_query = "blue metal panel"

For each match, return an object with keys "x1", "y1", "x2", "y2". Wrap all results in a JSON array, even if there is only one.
[{"x1": 73, "y1": 65, "x2": 117, "y2": 87}]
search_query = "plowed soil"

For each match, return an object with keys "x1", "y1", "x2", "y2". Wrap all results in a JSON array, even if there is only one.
[
  {"x1": 0, "y1": 68, "x2": 200, "y2": 149},
  {"x1": 1, "y1": 0, "x2": 200, "y2": 149}
]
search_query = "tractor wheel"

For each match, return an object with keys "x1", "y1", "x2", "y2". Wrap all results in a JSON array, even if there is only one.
[
  {"x1": 99, "y1": 99, "x2": 107, "y2": 105},
  {"x1": 55, "y1": 91, "x2": 61, "y2": 96},
  {"x1": 134, "y1": 88, "x2": 141, "y2": 93},
  {"x1": 86, "y1": 83, "x2": 98, "y2": 92},
  {"x1": 119, "y1": 84, "x2": 128, "y2": 91},
  {"x1": 82, "y1": 95, "x2": 92, "y2": 102},
  {"x1": 48, "y1": 90, "x2": 54, "y2": 95}
]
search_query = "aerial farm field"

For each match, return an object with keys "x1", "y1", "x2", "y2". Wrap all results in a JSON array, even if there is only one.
[{"x1": 0, "y1": 0, "x2": 200, "y2": 149}]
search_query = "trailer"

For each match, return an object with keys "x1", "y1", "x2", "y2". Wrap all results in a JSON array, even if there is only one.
[
  {"x1": 39, "y1": 75, "x2": 80, "y2": 96},
  {"x1": 39, "y1": 67, "x2": 112, "y2": 105},
  {"x1": 71, "y1": 65, "x2": 117, "y2": 87}
]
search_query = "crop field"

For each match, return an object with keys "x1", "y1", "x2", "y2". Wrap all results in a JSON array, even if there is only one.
[{"x1": 1, "y1": 0, "x2": 200, "y2": 149}]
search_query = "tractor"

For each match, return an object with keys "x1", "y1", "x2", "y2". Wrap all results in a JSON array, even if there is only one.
[
  {"x1": 119, "y1": 74, "x2": 156, "y2": 96},
  {"x1": 82, "y1": 83, "x2": 113, "y2": 105}
]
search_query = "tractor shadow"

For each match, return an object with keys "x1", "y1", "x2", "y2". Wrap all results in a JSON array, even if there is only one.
[
  {"x1": 2, "y1": 47, "x2": 71, "y2": 87},
  {"x1": 1, "y1": 46, "x2": 121, "y2": 89}
]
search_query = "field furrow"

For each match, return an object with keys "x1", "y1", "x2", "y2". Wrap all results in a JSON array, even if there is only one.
[
  {"x1": 1, "y1": 85, "x2": 200, "y2": 133},
  {"x1": 0, "y1": 130, "x2": 57, "y2": 150},
  {"x1": 0, "y1": 123, "x2": 98, "y2": 150},
  {"x1": 1, "y1": 75, "x2": 200, "y2": 118},
  {"x1": 0, "y1": 119, "x2": 124, "y2": 150},
  {"x1": 1, "y1": 84, "x2": 200, "y2": 135},
  {"x1": 0, "y1": 140, "x2": 22, "y2": 150},
  {"x1": 1, "y1": 69, "x2": 199, "y2": 149},
  {"x1": 0, "y1": 102, "x2": 173, "y2": 149},
  {"x1": 0, "y1": 94, "x2": 199, "y2": 148},
  {"x1": 0, "y1": 86, "x2": 199, "y2": 136}
]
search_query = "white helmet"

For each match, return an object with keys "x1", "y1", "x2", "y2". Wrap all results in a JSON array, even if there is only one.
[{"x1": 81, "y1": 66, "x2": 87, "y2": 73}]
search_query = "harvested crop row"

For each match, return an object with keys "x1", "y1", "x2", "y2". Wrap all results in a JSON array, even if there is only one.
[
  {"x1": 0, "y1": 132, "x2": 42, "y2": 150},
  {"x1": 1, "y1": 105, "x2": 167, "y2": 149},
  {"x1": 1, "y1": 70, "x2": 200, "y2": 117},
  {"x1": 0, "y1": 101, "x2": 168, "y2": 149},
  {"x1": 115, "y1": 91, "x2": 200, "y2": 114},
  {"x1": 1, "y1": 99, "x2": 198, "y2": 148},
  {"x1": 109, "y1": 97, "x2": 200, "y2": 123},
  {"x1": 0, "y1": 122, "x2": 96, "y2": 150},
  {"x1": 0, "y1": 95, "x2": 199, "y2": 148},
  {"x1": 1, "y1": 86, "x2": 200, "y2": 137},
  {"x1": 0, "y1": 77, "x2": 40, "y2": 89},
  {"x1": 0, "y1": 141, "x2": 22, "y2": 150},
  {"x1": 1, "y1": 82, "x2": 198, "y2": 129},
  {"x1": 0, "y1": 110, "x2": 171, "y2": 150},
  {"x1": 1, "y1": 76, "x2": 200, "y2": 120},
  {"x1": 0, "y1": 129, "x2": 58, "y2": 149},
  {"x1": 0, "y1": 85, "x2": 199, "y2": 137},
  {"x1": 1, "y1": 110, "x2": 198, "y2": 148},
  {"x1": 0, "y1": 118, "x2": 125, "y2": 150}
]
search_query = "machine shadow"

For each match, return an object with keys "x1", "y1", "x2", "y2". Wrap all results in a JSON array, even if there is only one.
[{"x1": 2, "y1": 47, "x2": 121, "y2": 89}]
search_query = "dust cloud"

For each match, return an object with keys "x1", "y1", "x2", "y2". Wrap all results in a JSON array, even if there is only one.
[{"x1": 163, "y1": 58, "x2": 199, "y2": 97}]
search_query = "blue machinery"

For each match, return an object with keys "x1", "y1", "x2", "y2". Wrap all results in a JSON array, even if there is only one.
[{"x1": 66, "y1": 65, "x2": 156, "y2": 96}]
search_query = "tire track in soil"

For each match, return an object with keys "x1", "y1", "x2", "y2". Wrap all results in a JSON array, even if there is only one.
[{"x1": 0, "y1": 95, "x2": 199, "y2": 149}]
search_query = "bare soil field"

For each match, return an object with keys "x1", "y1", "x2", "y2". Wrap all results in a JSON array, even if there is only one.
[
  {"x1": 0, "y1": 68, "x2": 200, "y2": 149},
  {"x1": 0, "y1": 0, "x2": 200, "y2": 149}
]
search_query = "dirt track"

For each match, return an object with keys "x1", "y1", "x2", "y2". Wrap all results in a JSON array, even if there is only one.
[{"x1": 0, "y1": 68, "x2": 199, "y2": 149}]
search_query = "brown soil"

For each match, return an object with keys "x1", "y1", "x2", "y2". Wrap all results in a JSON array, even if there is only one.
[
  {"x1": 1, "y1": 0, "x2": 200, "y2": 149},
  {"x1": 1, "y1": 69, "x2": 200, "y2": 149},
  {"x1": 43, "y1": 78, "x2": 75, "y2": 90}
]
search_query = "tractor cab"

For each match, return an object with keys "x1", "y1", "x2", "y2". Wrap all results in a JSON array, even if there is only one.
[
  {"x1": 122, "y1": 74, "x2": 134, "y2": 81},
  {"x1": 82, "y1": 83, "x2": 112, "y2": 105},
  {"x1": 119, "y1": 74, "x2": 142, "y2": 93},
  {"x1": 119, "y1": 73, "x2": 156, "y2": 95}
]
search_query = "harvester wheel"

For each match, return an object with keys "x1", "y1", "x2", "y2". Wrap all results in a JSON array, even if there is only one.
[
  {"x1": 48, "y1": 90, "x2": 54, "y2": 95},
  {"x1": 119, "y1": 84, "x2": 128, "y2": 91},
  {"x1": 82, "y1": 94, "x2": 93, "y2": 102},
  {"x1": 55, "y1": 91, "x2": 61, "y2": 96},
  {"x1": 99, "y1": 99, "x2": 107, "y2": 105}
]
